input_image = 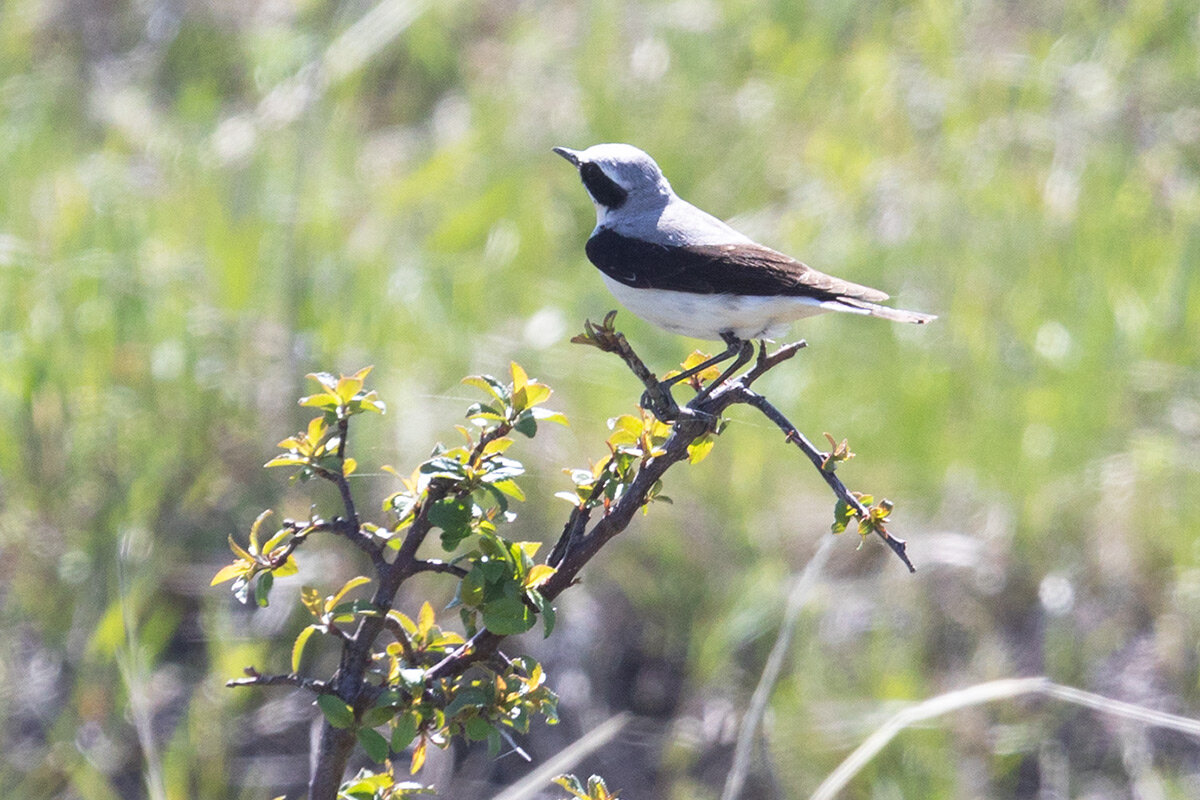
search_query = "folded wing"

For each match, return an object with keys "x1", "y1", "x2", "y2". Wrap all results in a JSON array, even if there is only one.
[{"x1": 585, "y1": 227, "x2": 890, "y2": 304}]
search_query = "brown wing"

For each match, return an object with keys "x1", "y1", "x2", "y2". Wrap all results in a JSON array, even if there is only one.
[{"x1": 585, "y1": 228, "x2": 889, "y2": 303}]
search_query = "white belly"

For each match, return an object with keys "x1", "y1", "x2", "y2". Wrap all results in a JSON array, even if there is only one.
[{"x1": 600, "y1": 275, "x2": 836, "y2": 341}]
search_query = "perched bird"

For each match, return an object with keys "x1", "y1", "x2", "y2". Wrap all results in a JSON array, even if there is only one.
[
  {"x1": 554, "y1": 143, "x2": 935, "y2": 342},
  {"x1": 554, "y1": 143, "x2": 935, "y2": 408}
]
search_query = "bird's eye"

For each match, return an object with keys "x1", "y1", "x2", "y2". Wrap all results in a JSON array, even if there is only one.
[{"x1": 579, "y1": 163, "x2": 629, "y2": 210}]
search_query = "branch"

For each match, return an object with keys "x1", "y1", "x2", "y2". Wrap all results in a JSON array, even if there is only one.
[
  {"x1": 576, "y1": 313, "x2": 913, "y2": 570},
  {"x1": 428, "y1": 317, "x2": 915, "y2": 687},
  {"x1": 411, "y1": 559, "x2": 469, "y2": 578},
  {"x1": 724, "y1": 385, "x2": 914, "y2": 572},
  {"x1": 226, "y1": 667, "x2": 330, "y2": 694},
  {"x1": 334, "y1": 415, "x2": 360, "y2": 525}
]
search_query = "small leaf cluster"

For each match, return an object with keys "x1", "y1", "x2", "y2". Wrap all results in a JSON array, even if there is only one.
[
  {"x1": 832, "y1": 492, "x2": 895, "y2": 544},
  {"x1": 313, "y1": 601, "x2": 558, "y2": 791},
  {"x1": 820, "y1": 432, "x2": 856, "y2": 471},
  {"x1": 557, "y1": 409, "x2": 678, "y2": 512},
  {"x1": 556, "y1": 380, "x2": 722, "y2": 515},
  {"x1": 210, "y1": 510, "x2": 297, "y2": 605},
  {"x1": 554, "y1": 773, "x2": 620, "y2": 800},
  {"x1": 266, "y1": 366, "x2": 385, "y2": 480},
  {"x1": 291, "y1": 576, "x2": 374, "y2": 670},
  {"x1": 381, "y1": 363, "x2": 566, "y2": 636},
  {"x1": 456, "y1": 537, "x2": 557, "y2": 636}
]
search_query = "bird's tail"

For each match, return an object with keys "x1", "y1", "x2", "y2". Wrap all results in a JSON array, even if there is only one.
[{"x1": 826, "y1": 298, "x2": 937, "y2": 324}]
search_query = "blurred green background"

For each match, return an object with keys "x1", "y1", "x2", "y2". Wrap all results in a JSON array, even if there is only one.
[{"x1": 2, "y1": 0, "x2": 1199, "y2": 798}]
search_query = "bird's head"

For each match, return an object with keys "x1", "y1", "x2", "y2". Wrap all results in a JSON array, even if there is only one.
[{"x1": 553, "y1": 143, "x2": 674, "y2": 222}]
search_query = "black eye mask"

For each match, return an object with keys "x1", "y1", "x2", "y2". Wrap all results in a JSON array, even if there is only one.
[{"x1": 579, "y1": 162, "x2": 629, "y2": 210}]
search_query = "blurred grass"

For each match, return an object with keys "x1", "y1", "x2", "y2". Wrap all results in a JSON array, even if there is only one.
[{"x1": 1, "y1": 0, "x2": 1198, "y2": 798}]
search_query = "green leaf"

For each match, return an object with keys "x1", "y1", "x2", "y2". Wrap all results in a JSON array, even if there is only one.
[
  {"x1": 444, "y1": 687, "x2": 490, "y2": 719},
  {"x1": 513, "y1": 410, "x2": 538, "y2": 438},
  {"x1": 361, "y1": 705, "x2": 395, "y2": 728},
  {"x1": 392, "y1": 713, "x2": 420, "y2": 752},
  {"x1": 429, "y1": 497, "x2": 474, "y2": 551},
  {"x1": 465, "y1": 716, "x2": 493, "y2": 741},
  {"x1": 317, "y1": 694, "x2": 355, "y2": 729},
  {"x1": 487, "y1": 727, "x2": 502, "y2": 758},
  {"x1": 358, "y1": 727, "x2": 390, "y2": 763},
  {"x1": 254, "y1": 571, "x2": 274, "y2": 607},
  {"x1": 488, "y1": 479, "x2": 525, "y2": 501},
  {"x1": 460, "y1": 567, "x2": 486, "y2": 606},
  {"x1": 831, "y1": 498, "x2": 856, "y2": 534},
  {"x1": 482, "y1": 595, "x2": 536, "y2": 635},
  {"x1": 462, "y1": 374, "x2": 510, "y2": 404},
  {"x1": 419, "y1": 455, "x2": 469, "y2": 480},
  {"x1": 480, "y1": 455, "x2": 525, "y2": 483}
]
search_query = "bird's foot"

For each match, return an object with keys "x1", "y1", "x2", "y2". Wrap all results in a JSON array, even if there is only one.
[{"x1": 641, "y1": 382, "x2": 682, "y2": 422}]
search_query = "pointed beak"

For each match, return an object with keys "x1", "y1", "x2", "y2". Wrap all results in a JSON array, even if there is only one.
[{"x1": 552, "y1": 146, "x2": 581, "y2": 167}]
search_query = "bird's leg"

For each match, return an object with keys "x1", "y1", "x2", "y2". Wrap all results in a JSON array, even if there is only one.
[
  {"x1": 688, "y1": 336, "x2": 755, "y2": 405},
  {"x1": 640, "y1": 332, "x2": 748, "y2": 421}
]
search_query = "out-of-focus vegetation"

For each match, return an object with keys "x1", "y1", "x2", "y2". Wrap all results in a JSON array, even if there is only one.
[{"x1": 1, "y1": 1, "x2": 1198, "y2": 798}]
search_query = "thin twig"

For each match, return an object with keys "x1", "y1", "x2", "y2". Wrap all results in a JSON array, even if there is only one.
[
  {"x1": 742, "y1": 339, "x2": 807, "y2": 386},
  {"x1": 226, "y1": 667, "x2": 331, "y2": 694},
  {"x1": 333, "y1": 415, "x2": 360, "y2": 526},
  {"x1": 411, "y1": 559, "x2": 469, "y2": 578},
  {"x1": 382, "y1": 613, "x2": 420, "y2": 664},
  {"x1": 722, "y1": 385, "x2": 914, "y2": 572}
]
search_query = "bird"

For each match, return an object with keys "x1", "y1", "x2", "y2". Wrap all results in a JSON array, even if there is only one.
[{"x1": 553, "y1": 143, "x2": 936, "y2": 408}]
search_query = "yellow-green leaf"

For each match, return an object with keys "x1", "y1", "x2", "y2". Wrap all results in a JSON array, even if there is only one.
[
  {"x1": 522, "y1": 382, "x2": 552, "y2": 406},
  {"x1": 327, "y1": 575, "x2": 372, "y2": 613},
  {"x1": 292, "y1": 625, "x2": 318, "y2": 672},
  {"x1": 343, "y1": 457, "x2": 357, "y2": 477},
  {"x1": 482, "y1": 437, "x2": 514, "y2": 455},
  {"x1": 247, "y1": 510, "x2": 274, "y2": 556},
  {"x1": 417, "y1": 601, "x2": 435, "y2": 637},
  {"x1": 388, "y1": 610, "x2": 418, "y2": 635},
  {"x1": 410, "y1": 735, "x2": 427, "y2": 774},
  {"x1": 264, "y1": 454, "x2": 306, "y2": 468},
  {"x1": 357, "y1": 389, "x2": 385, "y2": 414},
  {"x1": 299, "y1": 392, "x2": 339, "y2": 408},
  {"x1": 228, "y1": 534, "x2": 255, "y2": 564},
  {"x1": 679, "y1": 349, "x2": 722, "y2": 382},
  {"x1": 524, "y1": 564, "x2": 556, "y2": 589},
  {"x1": 262, "y1": 526, "x2": 291, "y2": 553},
  {"x1": 305, "y1": 371, "x2": 339, "y2": 392},
  {"x1": 510, "y1": 361, "x2": 529, "y2": 392},
  {"x1": 306, "y1": 416, "x2": 327, "y2": 444},
  {"x1": 528, "y1": 662, "x2": 544, "y2": 689},
  {"x1": 272, "y1": 555, "x2": 299, "y2": 578},
  {"x1": 210, "y1": 562, "x2": 247, "y2": 586},
  {"x1": 335, "y1": 375, "x2": 364, "y2": 405},
  {"x1": 687, "y1": 437, "x2": 715, "y2": 464}
]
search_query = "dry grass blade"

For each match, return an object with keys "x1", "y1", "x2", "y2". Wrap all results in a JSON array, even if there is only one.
[
  {"x1": 489, "y1": 712, "x2": 632, "y2": 800},
  {"x1": 808, "y1": 677, "x2": 1200, "y2": 800}
]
